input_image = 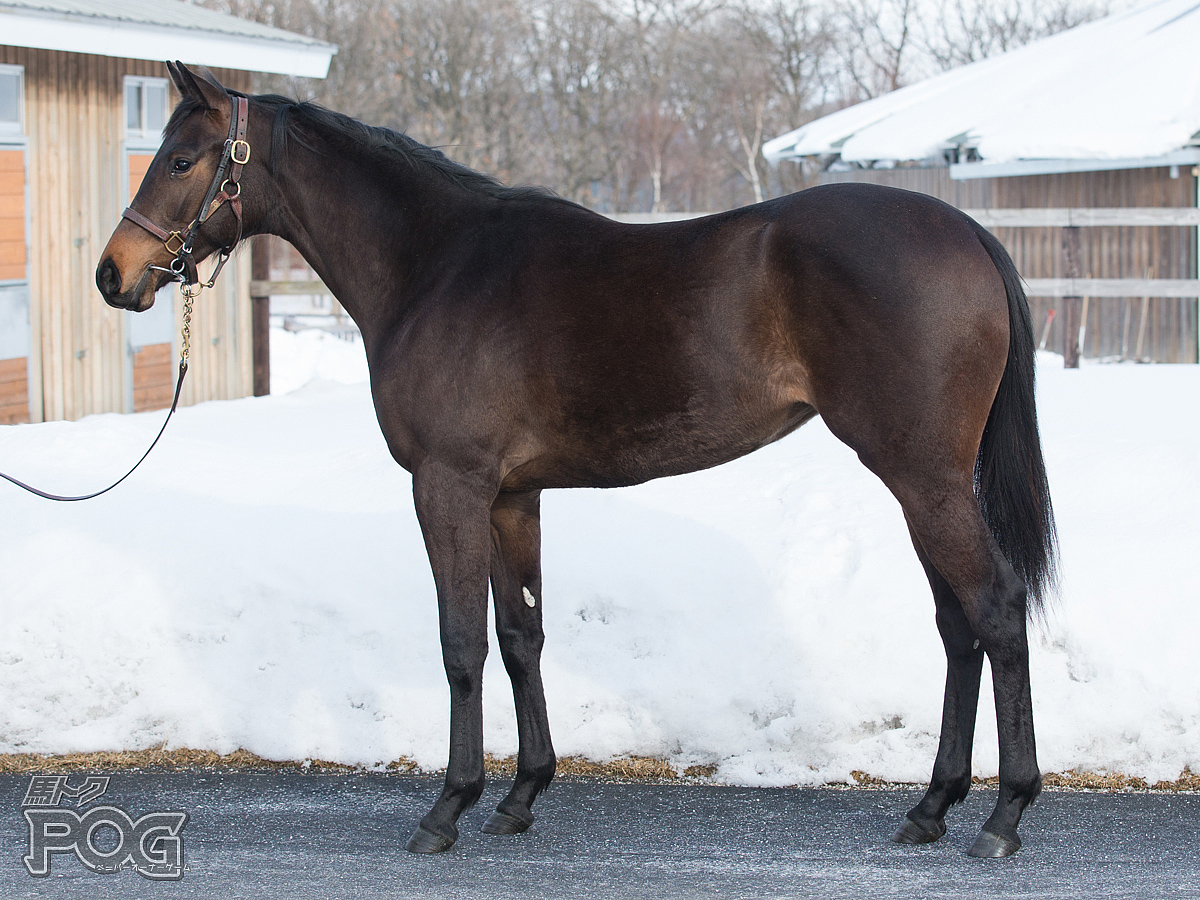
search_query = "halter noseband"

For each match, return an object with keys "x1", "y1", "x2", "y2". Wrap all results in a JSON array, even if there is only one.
[{"x1": 121, "y1": 93, "x2": 249, "y2": 289}]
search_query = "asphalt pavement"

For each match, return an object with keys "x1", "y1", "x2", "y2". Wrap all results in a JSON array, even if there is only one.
[{"x1": 1, "y1": 772, "x2": 1197, "y2": 899}]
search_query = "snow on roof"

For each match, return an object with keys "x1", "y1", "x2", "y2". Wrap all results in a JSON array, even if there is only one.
[
  {"x1": 763, "y1": 0, "x2": 1200, "y2": 167},
  {"x1": 0, "y1": 0, "x2": 336, "y2": 78}
]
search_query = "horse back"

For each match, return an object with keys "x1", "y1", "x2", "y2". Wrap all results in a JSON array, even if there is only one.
[{"x1": 374, "y1": 183, "x2": 1010, "y2": 491}]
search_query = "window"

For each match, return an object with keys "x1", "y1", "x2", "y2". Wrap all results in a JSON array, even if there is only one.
[
  {"x1": 0, "y1": 66, "x2": 23, "y2": 134},
  {"x1": 124, "y1": 76, "x2": 168, "y2": 145}
]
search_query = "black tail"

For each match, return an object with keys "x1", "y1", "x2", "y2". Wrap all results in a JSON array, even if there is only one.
[{"x1": 970, "y1": 223, "x2": 1058, "y2": 614}]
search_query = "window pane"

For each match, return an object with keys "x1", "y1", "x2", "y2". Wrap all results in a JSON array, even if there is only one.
[
  {"x1": 0, "y1": 73, "x2": 20, "y2": 126},
  {"x1": 126, "y1": 82, "x2": 141, "y2": 131},
  {"x1": 145, "y1": 83, "x2": 166, "y2": 133}
]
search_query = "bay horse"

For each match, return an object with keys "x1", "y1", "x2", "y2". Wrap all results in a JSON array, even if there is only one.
[{"x1": 97, "y1": 63, "x2": 1055, "y2": 859}]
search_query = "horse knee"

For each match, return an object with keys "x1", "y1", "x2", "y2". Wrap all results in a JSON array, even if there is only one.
[
  {"x1": 442, "y1": 645, "x2": 488, "y2": 694},
  {"x1": 495, "y1": 605, "x2": 545, "y2": 674},
  {"x1": 498, "y1": 616, "x2": 544, "y2": 653}
]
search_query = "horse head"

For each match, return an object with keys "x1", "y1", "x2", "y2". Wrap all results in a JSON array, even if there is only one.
[{"x1": 96, "y1": 62, "x2": 251, "y2": 312}]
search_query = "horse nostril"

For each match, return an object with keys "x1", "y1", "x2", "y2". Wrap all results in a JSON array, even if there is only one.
[{"x1": 97, "y1": 258, "x2": 120, "y2": 297}]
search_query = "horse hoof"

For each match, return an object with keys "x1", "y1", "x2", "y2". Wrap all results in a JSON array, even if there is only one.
[
  {"x1": 891, "y1": 816, "x2": 946, "y2": 844},
  {"x1": 481, "y1": 810, "x2": 533, "y2": 835},
  {"x1": 406, "y1": 825, "x2": 455, "y2": 854},
  {"x1": 967, "y1": 830, "x2": 1021, "y2": 858}
]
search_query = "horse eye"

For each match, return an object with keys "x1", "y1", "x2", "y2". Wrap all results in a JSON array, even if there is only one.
[{"x1": 171, "y1": 158, "x2": 192, "y2": 174}]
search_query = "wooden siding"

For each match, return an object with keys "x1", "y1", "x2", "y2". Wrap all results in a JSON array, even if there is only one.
[
  {"x1": 818, "y1": 166, "x2": 1198, "y2": 363},
  {"x1": 0, "y1": 148, "x2": 25, "y2": 281},
  {"x1": 127, "y1": 151, "x2": 153, "y2": 202},
  {"x1": 0, "y1": 47, "x2": 254, "y2": 422},
  {"x1": 0, "y1": 143, "x2": 28, "y2": 423},
  {"x1": 131, "y1": 342, "x2": 173, "y2": 411},
  {"x1": 0, "y1": 356, "x2": 26, "y2": 423}
]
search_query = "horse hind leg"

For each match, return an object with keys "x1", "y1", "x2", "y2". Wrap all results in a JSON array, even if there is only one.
[
  {"x1": 891, "y1": 477, "x2": 1040, "y2": 858},
  {"x1": 892, "y1": 519, "x2": 986, "y2": 846},
  {"x1": 481, "y1": 489, "x2": 556, "y2": 836}
]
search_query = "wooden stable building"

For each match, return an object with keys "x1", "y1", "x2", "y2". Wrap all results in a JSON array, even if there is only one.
[
  {"x1": 0, "y1": 0, "x2": 334, "y2": 424},
  {"x1": 764, "y1": 0, "x2": 1200, "y2": 365}
]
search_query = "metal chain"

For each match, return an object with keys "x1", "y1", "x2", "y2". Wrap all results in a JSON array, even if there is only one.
[{"x1": 180, "y1": 284, "x2": 197, "y2": 367}]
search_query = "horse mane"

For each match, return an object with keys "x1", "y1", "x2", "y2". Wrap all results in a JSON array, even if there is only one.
[
  {"x1": 166, "y1": 91, "x2": 568, "y2": 204},
  {"x1": 250, "y1": 94, "x2": 569, "y2": 205}
]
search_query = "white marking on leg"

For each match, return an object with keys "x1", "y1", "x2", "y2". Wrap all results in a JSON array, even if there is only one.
[{"x1": 522, "y1": 587, "x2": 536, "y2": 608}]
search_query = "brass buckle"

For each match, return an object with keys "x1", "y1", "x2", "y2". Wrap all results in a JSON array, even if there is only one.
[
  {"x1": 164, "y1": 231, "x2": 185, "y2": 255},
  {"x1": 230, "y1": 140, "x2": 250, "y2": 165}
]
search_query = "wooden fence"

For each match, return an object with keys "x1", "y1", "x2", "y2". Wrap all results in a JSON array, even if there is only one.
[{"x1": 962, "y1": 207, "x2": 1200, "y2": 365}]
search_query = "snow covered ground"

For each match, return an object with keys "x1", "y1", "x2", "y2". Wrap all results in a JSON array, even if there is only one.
[{"x1": 0, "y1": 327, "x2": 1196, "y2": 786}]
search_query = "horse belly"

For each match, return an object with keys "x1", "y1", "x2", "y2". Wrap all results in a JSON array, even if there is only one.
[{"x1": 505, "y1": 393, "x2": 818, "y2": 491}]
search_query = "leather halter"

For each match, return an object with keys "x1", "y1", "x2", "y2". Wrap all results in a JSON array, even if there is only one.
[{"x1": 121, "y1": 94, "x2": 250, "y2": 287}]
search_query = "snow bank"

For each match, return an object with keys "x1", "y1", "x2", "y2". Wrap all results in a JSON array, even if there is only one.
[{"x1": 0, "y1": 330, "x2": 1195, "y2": 786}]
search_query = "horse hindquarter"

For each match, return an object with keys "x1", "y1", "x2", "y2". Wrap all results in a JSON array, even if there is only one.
[{"x1": 774, "y1": 185, "x2": 1045, "y2": 856}]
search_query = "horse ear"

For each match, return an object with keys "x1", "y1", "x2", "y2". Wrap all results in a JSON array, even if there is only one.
[
  {"x1": 166, "y1": 61, "x2": 187, "y2": 97},
  {"x1": 170, "y1": 61, "x2": 227, "y2": 111}
]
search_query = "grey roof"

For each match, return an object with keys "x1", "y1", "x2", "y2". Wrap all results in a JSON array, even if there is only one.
[{"x1": 0, "y1": 0, "x2": 335, "y2": 50}]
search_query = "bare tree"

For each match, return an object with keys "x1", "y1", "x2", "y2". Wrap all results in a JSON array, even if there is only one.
[
  {"x1": 685, "y1": 12, "x2": 771, "y2": 204},
  {"x1": 367, "y1": 1, "x2": 530, "y2": 182},
  {"x1": 834, "y1": 0, "x2": 921, "y2": 99},
  {"x1": 523, "y1": 0, "x2": 635, "y2": 205},
  {"x1": 624, "y1": 0, "x2": 721, "y2": 211},
  {"x1": 924, "y1": 0, "x2": 1110, "y2": 69},
  {"x1": 188, "y1": 0, "x2": 1117, "y2": 213},
  {"x1": 731, "y1": 0, "x2": 839, "y2": 200}
]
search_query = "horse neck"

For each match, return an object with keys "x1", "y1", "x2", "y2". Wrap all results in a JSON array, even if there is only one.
[{"x1": 256, "y1": 127, "x2": 472, "y2": 339}]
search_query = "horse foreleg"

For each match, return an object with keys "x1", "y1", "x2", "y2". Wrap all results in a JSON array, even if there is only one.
[
  {"x1": 481, "y1": 489, "x2": 556, "y2": 836},
  {"x1": 406, "y1": 462, "x2": 495, "y2": 854},
  {"x1": 892, "y1": 521, "x2": 985, "y2": 846}
]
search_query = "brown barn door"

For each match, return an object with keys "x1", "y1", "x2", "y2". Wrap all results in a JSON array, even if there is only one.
[
  {"x1": 126, "y1": 150, "x2": 175, "y2": 412},
  {"x1": 0, "y1": 145, "x2": 29, "y2": 424}
]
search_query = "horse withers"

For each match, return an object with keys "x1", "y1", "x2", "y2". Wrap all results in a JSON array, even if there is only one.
[{"x1": 97, "y1": 62, "x2": 1056, "y2": 859}]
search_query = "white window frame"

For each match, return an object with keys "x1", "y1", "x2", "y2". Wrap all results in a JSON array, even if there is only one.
[
  {"x1": 0, "y1": 65, "x2": 24, "y2": 136},
  {"x1": 123, "y1": 75, "x2": 170, "y2": 149}
]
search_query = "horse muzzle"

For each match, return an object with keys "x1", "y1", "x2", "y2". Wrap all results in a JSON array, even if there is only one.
[{"x1": 96, "y1": 256, "x2": 161, "y2": 312}]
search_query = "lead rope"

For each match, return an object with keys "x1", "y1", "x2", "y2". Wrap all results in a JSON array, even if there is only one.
[
  {"x1": 3, "y1": 92, "x2": 247, "y2": 502},
  {"x1": 0, "y1": 289, "x2": 196, "y2": 502}
]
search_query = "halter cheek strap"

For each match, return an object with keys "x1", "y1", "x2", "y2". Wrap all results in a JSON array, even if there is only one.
[{"x1": 121, "y1": 94, "x2": 249, "y2": 287}]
